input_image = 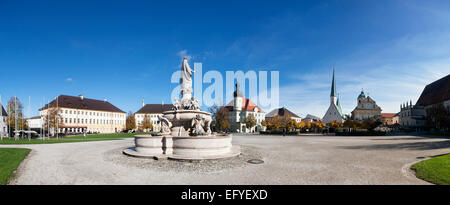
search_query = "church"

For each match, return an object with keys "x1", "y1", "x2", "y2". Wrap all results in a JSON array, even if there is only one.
[
  {"x1": 351, "y1": 89, "x2": 382, "y2": 121},
  {"x1": 323, "y1": 69, "x2": 345, "y2": 124},
  {"x1": 223, "y1": 83, "x2": 265, "y2": 133}
]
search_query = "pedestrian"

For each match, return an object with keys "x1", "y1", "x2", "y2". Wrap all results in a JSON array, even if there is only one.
[{"x1": 83, "y1": 131, "x2": 87, "y2": 140}]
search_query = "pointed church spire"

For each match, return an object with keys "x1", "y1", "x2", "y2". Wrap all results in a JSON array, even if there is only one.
[{"x1": 330, "y1": 67, "x2": 337, "y2": 97}]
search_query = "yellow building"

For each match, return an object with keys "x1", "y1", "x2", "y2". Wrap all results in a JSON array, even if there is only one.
[
  {"x1": 351, "y1": 89, "x2": 382, "y2": 121},
  {"x1": 40, "y1": 95, "x2": 126, "y2": 134}
]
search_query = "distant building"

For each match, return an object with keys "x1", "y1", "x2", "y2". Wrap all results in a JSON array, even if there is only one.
[
  {"x1": 400, "y1": 74, "x2": 450, "y2": 129},
  {"x1": 135, "y1": 101, "x2": 175, "y2": 132},
  {"x1": 27, "y1": 116, "x2": 43, "y2": 130},
  {"x1": 323, "y1": 69, "x2": 345, "y2": 124},
  {"x1": 399, "y1": 100, "x2": 425, "y2": 128},
  {"x1": 223, "y1": 83, "x2": 265, "y2": 133},
  {"x1": 416, "y1": 74, "x2": 450, "y2": 121},
  {"x1": 302, "y1": 114, "x2": 322, "y2": 123},
  {"x1": 380, "y1": 113, "x2": 399, "y2": 125},
  {"x1": 1, "y1": 105, "x2": 7, "y2": 136},
  {"x1": 40, "y1": 95, "x2": 126, "y2": 134},
  {"x1": 266, "y1": 107, "x2": 302, "y2": 123},
  {"x1": 351, "y1": 89, "x2": 382, "y2": 121}
]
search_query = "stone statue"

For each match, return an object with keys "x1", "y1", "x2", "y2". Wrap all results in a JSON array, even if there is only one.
[
  {"x1": 158, "y1": 115, "x2": 172, "y2": 135},
  {"x1": 204, "y1": 117, "x2": 212, "y2": 135},
  {"x1": 173, "y1": 99, "x2": 182, "y2": 110},
  {"x1": 189, "y1": 97, "x2": 200, "y2": 110},
  {"x1": 180, "y1": 57, "x2": 194, "y2": 100},
  {"x1": 190, "y1": 114, "x2": 205, "y2": 136}
]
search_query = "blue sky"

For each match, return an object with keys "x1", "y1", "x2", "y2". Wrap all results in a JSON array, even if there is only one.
[{"x1": 1, "y1": 0, "x2": 450, "y2": 118}]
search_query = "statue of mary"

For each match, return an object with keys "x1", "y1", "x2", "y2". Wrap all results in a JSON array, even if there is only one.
[{"x1": 180, "y1": 57, "x2": 195, "y2": 100}]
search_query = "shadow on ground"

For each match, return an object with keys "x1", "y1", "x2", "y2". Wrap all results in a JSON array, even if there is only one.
[{"x1": 339, "y1": 140, "x2": 450, "y2": 151}]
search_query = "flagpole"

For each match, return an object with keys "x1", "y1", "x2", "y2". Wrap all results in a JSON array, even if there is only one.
[
  {"x1": 47, "y1": 98, "x2": 50, "y2": 139},
  {"x1": 28, "y1": 96, "x2": 31, "y2": 141},
  {"x1": 14, "y1": 96, "x2": 17, "y2": 140},
  {"x1": 0, "y1": 94, "x2": 2, "y2": 140},
  {"x1": 8, "y1": 98, "x2": 10, "y2": 138},
  {"x1": 56, "y1": 96, "x2": 59, "y2": 140},
  {"x1": 40, "y1": 100, "x2": 43, "y2": 140}
]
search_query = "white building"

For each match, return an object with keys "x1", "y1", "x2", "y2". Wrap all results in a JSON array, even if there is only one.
[
  {"x1": 40, "y1": 95, "x2": 126, "y2": 134},
  {"x1": 27, "y1": 116, "x2": 43, "y2": 130},
  {"x1": 224, "y1": 83, "x2": 265, "y2": 133},
  {"x1": 398, "y1": 101, "x2": 425, "y2": 128},
  {"x1": 1, "y1": 105, "x2": 7, "y2": 137},
  {"x1": 323, "y1": 69, "x2": 345, "y2": 124},
  {"x1": 134, "y1": 101, "x2": 175, "y2": 132}
]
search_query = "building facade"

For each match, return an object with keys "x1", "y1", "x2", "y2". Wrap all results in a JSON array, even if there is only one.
[
  {"x1": 224, "y1": 83, "x2": 265, "y2": 133},
  {"x1": 266, "y1": 107, "x2": 302, "y2": 123},
  {"x1": 380, "y1": 113, "x2": 399, "y2": 125},
  {"x1": 302, "y1": 114, "x2": 322, "y2": 124},
  {"x1": 1, "y1": 105, "x2": 7, "y2": 137},
  {"x1": 351, "y1": 89, "x2": 382, "y2": 121},
  {"x1": 323, "y1": 69, "x2": 345, "y2": 124},
  {"x1": 410, "y1": 74, "x2": 450, "y2": 128},
  {"x1": 27, "y1": 116, "x2": 43, "y2": 131},
  {"x1": 398, "y1": 101, "x2": 425, "y2": 128},
  {"x1": 40, "y1": 95, "x2": 126, "y2": 134},
  {"x1": 134, "y1": 102, "x2": 175, "y2": 132}
]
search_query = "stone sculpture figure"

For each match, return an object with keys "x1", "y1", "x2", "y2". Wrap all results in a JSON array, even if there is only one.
[
  {"x1": 190, "y1": 97, "x2": 200, "y2": 110},
  {"x1": 173, "y1": 99, "x2": 182, "y2": 110},
  {"x1": 204, "y1": 118, "x2": 212, "y2": 135},
  {"x1": 180, "y1": 57, "x2": 195, "y2": 100},
  {"x1": 158, "y1": 115, "x2": 172, "y2": 135},
  {"x1": 191, "y1": 114, "x2": 205, "y2": 136}
]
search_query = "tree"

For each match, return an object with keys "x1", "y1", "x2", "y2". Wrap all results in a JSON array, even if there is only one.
[
  {"x1": 140, "y1": 114, "x2": 153, "y2": 132},
  {"x1": 42, "y1": 107, "x2": 64, "y2": 133},
  {"x1": 126, "y1": 111, "x2": 136, "y2": 130},
  {"x1": 295, "y1": 121, "x2": 306, "y2": 130},
  {"x1": 426, "y1": 103, "x2": 449, "y2": 130},
  {"x1": 328, "y1": 120, "x2": 343, "y2": 129},
  {"x1": 7, "y1": 97, "x2": 27, "y2": 131},
  {"x1": 245, "y1": 114, "x2": 257, "y2": 130},
  {"x1": 343, "y1": 120, "x2": 361, "y2": 130},
  {"x1": 208, "y1": 105, "x2": 230, "y2": 132},
  {"x1": 360, "y1": 119, "x2": 381, "y2": 131}
]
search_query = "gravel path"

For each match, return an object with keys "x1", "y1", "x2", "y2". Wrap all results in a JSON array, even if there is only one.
[{"x1": 2, "y1": 134, "x2": 450, "y2": 185}]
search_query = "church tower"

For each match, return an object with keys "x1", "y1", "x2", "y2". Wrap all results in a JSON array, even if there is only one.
[
  {"x1": 330, "y1": 68, "x2": 337, "y2": 105},
  {"x1": 323, "y1": 68, "x2": 345, "y2": 124},
  {"x1": 234, "y1": 83, "x2": 243, "y2": 111}
]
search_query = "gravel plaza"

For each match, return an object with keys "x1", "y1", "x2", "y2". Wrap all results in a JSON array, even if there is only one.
[{"x1": 2, "y1": 134, "x2": 450, "y2": 185}]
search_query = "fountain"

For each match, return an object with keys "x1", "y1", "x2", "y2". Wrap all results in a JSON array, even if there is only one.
[{"x1": 123, "y1": 58, "x2": 241, "y2": 160}]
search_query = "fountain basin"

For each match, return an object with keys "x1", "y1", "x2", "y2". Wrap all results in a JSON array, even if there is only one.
[
  {"x1": 163, "y1": 110, "x2": 212, "y2": 137},
  {"x1": 123, "y1": 134, "x2": 240, "y2": 160}
]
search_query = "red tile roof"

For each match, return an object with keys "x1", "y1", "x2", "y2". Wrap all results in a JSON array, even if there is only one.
[
  {"x1": 224, "y1": 97, "x2": 264, "y2": 112},
  {"x1": 416, "y1": 74, "x2": 450, "y2": 106},
  {"x1": 135, "y1": 104, "x2": 175, "y2": 114},
  {"x1": 381, "y1": 113, "x2": 396, "y2": 118},
  {"x1": 40, "y1": 95, "x2": 125, "y2": 113}
]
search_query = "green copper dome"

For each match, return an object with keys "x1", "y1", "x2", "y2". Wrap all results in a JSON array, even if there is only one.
[{"x1": 358, "y1": 89, "x2": 366, "y2": 98}]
